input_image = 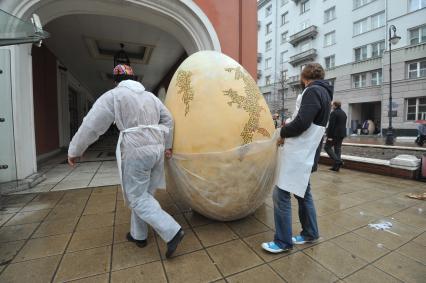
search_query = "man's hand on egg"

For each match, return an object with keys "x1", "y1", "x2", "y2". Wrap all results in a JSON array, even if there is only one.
[{"x1": 165, "y1": 149, "x2": 173, "y2": 159}]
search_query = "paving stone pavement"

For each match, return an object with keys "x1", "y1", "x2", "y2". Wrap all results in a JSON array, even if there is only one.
[{"x1": 0, "y1": 167, "x2": 425, "y2": 283}]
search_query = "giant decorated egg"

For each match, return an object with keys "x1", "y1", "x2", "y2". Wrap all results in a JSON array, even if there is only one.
[{"x1": 165, "y1": 51, "x2": 277, "y2": 221}]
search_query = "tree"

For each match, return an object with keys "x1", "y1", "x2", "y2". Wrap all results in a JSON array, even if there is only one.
[{"x1": 274, "y1": 65, "x2": 288, "y2": 120}]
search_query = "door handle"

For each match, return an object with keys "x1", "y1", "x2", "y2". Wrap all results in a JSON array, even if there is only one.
[
  {"x1": 0, "y1": 165, "x2": 8, "y2": 170},
  {"x1": 0, "y1": 118, "x2": 5, "y2": 122}
]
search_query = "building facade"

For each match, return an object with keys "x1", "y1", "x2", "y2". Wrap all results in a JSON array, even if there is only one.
[
  {"x1": 0, "y1": 0, "x2": 257, "y2": 184},
  {"x1": 257, "y1": 0, "x2": 426, "y2": 136}
]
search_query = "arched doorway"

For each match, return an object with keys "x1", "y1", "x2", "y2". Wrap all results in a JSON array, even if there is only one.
[{"x1": 0, "y1": 0, "x2": 221, "y2": 182}]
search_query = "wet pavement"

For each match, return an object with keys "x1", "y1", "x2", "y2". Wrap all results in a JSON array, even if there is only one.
[{"x1": 0, "y1": 166, "x2": 425, "y2": 282}]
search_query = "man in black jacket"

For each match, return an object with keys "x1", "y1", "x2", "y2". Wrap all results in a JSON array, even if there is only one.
[
  {"x1": 262, "y1": 63, "x2": 333, "y2": 253},
  {"x1": 325, "y1": 101, "x2": 347, "y2": 171}
]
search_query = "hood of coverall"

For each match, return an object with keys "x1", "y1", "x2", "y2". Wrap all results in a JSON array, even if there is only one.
[{"x1": 117, "y1": 79, "x2": 146, "y2": 94}]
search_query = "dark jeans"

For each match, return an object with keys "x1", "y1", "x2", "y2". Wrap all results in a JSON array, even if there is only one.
[
  {"x1": 324, "y1": 137, "x2": 344, "y2": 164},
  {"x1": 273, "y1": 184, "x2": 319, "y2": 249}
]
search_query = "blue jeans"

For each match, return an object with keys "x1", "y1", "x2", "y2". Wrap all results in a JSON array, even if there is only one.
[{"x1": 273, "y1": 184, "x2": 319, "y2": 249}]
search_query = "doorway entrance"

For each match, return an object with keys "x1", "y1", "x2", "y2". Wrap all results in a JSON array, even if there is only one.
[{"x1": 349, "y1": 101, "x2": 382, "y2": 135}]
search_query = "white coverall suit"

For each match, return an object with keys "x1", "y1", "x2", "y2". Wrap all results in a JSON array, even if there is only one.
[{"x1": 68, "y1": 80, "x2": 181, "y2": 242}]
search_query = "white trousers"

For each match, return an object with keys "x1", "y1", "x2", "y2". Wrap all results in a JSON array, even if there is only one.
[{"x1": 122, "y1": 147, "x2": 180, "y2": 243}]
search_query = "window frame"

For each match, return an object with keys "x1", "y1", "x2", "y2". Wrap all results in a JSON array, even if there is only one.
[
  {"x1": 325, "y1": 55, "x2": 336, "y2": 69},
  {"x1": 324, "y1": 6, "x2": 336, "y2": 23},
  {"x1": 407, "y1": 59, "x2": 426, "y2": 79},
  {"x1": 265, "y1": 57, "x2": 272, "y2": 69},
  {"x1": 370, "y1": 69, "x2": 382, "y2": 86},
  {"x1": 265, "y1": 5, "x2": 272, "y2": 17},
  {"x1": 354, "y1": 45, "x2": 368, "y2": 61},
  {"x1": 353, "y1": 18, "x2": 368, "y2": 35},
  {"x1": 281, "y1": 12, "x2": 289, "y2": 26},
  {"x1": 408, "y1": 0, "x2": 426, "y2": 12},
  {"x1": 324, "y1": 31, "x2": 336, "y2": 47},
  {"x1": 265, "y1": 40, "x2": 272, "y2": 51},
  {"x1": 405, "y1": 96, "x2": 426, "y2": 121},
  {"x1": 265, "y1": 76, "x2": 272, "y2": 86},
  {"x1": 353, "y1": 72, "x2": 367, "y2": 88},
  {"x1": 371, "y1": 41, "x2": 385, "y2": 57},
  {"x1": 266, "y1": 22, "x2": 272, "y2": 35},
  {"x1": 370, "y1": 12, "x2": 385, "y2": 30},
  {"x1": 281, "y1": 31, "x2": 288, "y2": 44},
  {"x1": 301, "y1": 0, "x2": 311, "y2": 14},
  {"x1": 280, "y1": 50, "x2": 288, "y2": 63},
  {"x1": 409, "y1": 25, "x2": 426, "y2": 45}
]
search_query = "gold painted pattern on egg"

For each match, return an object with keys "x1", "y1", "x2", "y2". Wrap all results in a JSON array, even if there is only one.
[
  {"x1": 176, "y1": 70, "x2": 194, "y2": 116},
  {"x1": 224, "y1": 67, "x2": 271, "y2": 144}
]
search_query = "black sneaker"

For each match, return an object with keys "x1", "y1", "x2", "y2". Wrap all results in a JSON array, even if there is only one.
[
  {"x1": 166, "y1": 229, "x2": 185, "y2": 258},
  {"x1": 126, "y1": 232, "x2": 147, "y2": 248}
]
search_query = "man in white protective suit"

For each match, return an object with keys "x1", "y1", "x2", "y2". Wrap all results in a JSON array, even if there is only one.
[{"x1": 67, "y1": 64, "x2": 184, "y2": 258}]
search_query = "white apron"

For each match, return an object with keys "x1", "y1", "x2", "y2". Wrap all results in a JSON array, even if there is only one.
[
  {"x1": 276, "y1": 90, "x2": 325, "y2": 198},
  {"x1": 116, "y1": 124, "x2": 169, "y2": 203}
]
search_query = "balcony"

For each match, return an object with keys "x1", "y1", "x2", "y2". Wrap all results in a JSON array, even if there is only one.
[
  {"x1": 286, "y1": 75, "x2": 301, "y2": 86},
  {"x1": 289, "y1": 25, "x2": 318, "y2": 47},
  {"x1": 257, "y1": 69, "x2": 262, "y2": 79},
  {"x1": 289, "y1": 48, "x2": 317, "y2": 66},
  {"x1": 257, "y1": 53, "x2": 262, "y2": 63}
]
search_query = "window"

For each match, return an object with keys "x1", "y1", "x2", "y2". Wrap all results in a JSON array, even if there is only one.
[
  {"x1": 371, "y1": 12, "x2": 385, "y2": 29},
  {"x1": 353, "y1": 0, "x2": 372, "y2": 9},
  {"x1": 409, "y1": 26, "x2": 426, "y2": 45},
  {"x1": 409, "y1": 0, "x2": 426, "y2": 12},
  {"x1": 371, "y1": 41, "x2": 385, "y2": 57},
  {"x1": 371, "y1": 70, "x2": 382, "y2": 85},
  {"x1": 406, "y1": 97, "x2": 426, "y2": 120},
  {"x1": 265, "y1": 5, "x2": 272, "y2": 17},
  {"x1": 408, "y1": 59, "x2": 426, "y2": 79},
  {"x1": 300, "y1": 20, "x2": 310, "y2": 31},
  {"x1": 280, "y1": 50, "x2": 288, "y2": 63},
  {"x1": 266, "y1": 40, "x2": 272, "y2": 51},
  {"x1": 265, "y1": 76, "x2": 271, "y2": 86},
  {"x1": 266, "y1": 22, "x2": 272, "y2": 34},
  {"x1": 281, "y1": 12, "x2": 289, "y2": 25},
  {"x1": 324, "y1": 7, "x2": 336, "y2": 23},
  {"x1": 300, "y1": 40, "x2": 311, "y2": 52},
  {"x1": 281, "y1": 70, "x2": 288, "y2": 81},
  {"x1": 265, "y1": 57, "x2": 272, "y2": 69},
  {"x1": 353, "y1": 18, "x2": 368, "y2": 35},
  {"x1": 281, "y1": 31, "x2": 288, "y2": 44},
  {"x1": 353, "y1": 73, "x2": 367, "y2": 88},
  {"x1": 324, "y1": 31, "x2": 336, "y2": 46},
  {"x1": 325, "y1": 55, "x2": 335, "y2": 69},
  {"x1": 354, "y1": 45, "x2": 368, "y2": 61},
  {"x1": 301, "y1": 0, "x2": 310, "y2": 14}
]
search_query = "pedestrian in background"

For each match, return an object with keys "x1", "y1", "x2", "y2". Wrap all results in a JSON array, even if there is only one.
[{"x1": 324, "y1": 101, "x2": 347, "y2": 172}]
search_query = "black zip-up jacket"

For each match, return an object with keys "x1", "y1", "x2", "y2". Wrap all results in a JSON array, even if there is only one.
[
  {"x1": 280, "y1": 80, "x2": 333, "y2": 171},
  {"x1": 327, "y1": 107, "x2": 347, "y2": 138}
]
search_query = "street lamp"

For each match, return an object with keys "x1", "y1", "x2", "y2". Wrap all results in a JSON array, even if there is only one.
[{"x1": 385, "y1": 25, "x2": 401, "y2": 145}]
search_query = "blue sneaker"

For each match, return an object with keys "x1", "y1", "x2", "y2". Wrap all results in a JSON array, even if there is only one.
[
  {"x1": 261, "y1": 241, "x2": 292, "y2": 253},
  {"x1": 292, "y1": 235, "x2": 319, "y2": 245}
]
